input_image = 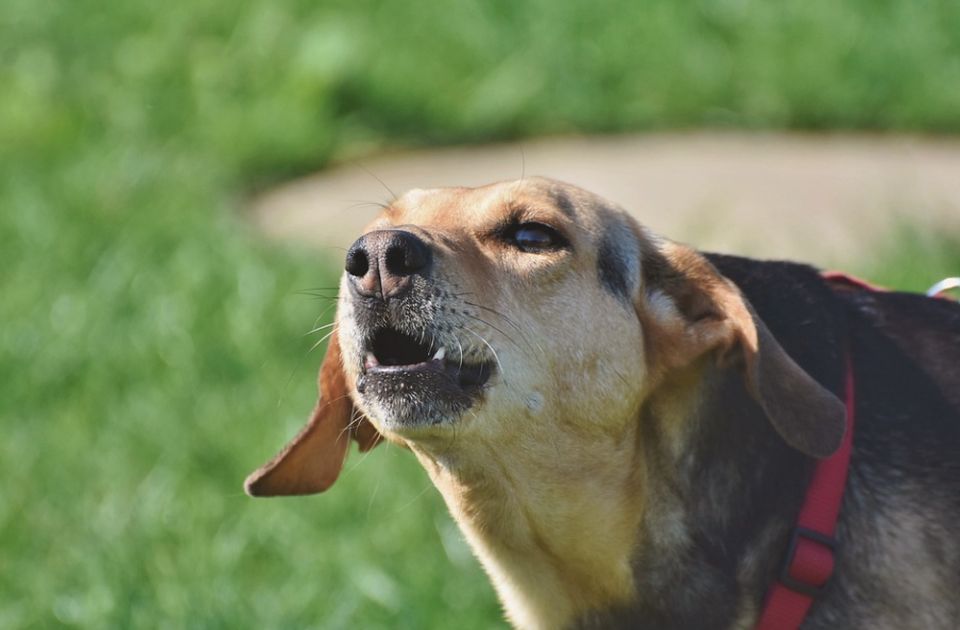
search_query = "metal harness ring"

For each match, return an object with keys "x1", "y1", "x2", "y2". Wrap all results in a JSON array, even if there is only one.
[{"x1": 926, "y1": 277, "x2": 960, "y2": 299}]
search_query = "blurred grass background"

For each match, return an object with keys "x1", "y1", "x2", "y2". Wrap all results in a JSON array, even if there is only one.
[{"x1": 2, "y1": 0, "x2": 959, "y2": 627}]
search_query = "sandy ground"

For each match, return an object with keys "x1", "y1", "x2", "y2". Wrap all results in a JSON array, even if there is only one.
[{"x1": 250, "y1": 132, "x2": 960, "y2": 268}]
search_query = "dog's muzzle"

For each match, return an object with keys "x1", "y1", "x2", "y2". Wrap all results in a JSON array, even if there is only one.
[{"x1": 342, "y1": 230, "x2": 494, "y2": 429}]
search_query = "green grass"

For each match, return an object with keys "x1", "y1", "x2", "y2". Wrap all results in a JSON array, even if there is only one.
[
  {"x1": 2, "y1": 0, "x2": 960, "y2": 628},
  {"x1": 852, "y1": 226, "x2": 960, "y2": 294}
]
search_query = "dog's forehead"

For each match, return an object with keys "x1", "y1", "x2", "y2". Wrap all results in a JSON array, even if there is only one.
[{"x1": 378, "y1": 178, "x2": 618, "y2": 233}]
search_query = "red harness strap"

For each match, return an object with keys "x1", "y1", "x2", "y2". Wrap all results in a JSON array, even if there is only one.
[
  {"x1": 818, "y1": 271, "x2": 885, "y2": 293},
  {"x1": 755, "y1": 353, "x2": 856, "y2": 630}
]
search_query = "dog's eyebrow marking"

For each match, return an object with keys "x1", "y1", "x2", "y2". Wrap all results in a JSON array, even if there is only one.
[
  {"x1": 549, "y1": 189, "x2": 577, "y2": 219},
  {"x1": 598, "y1": 238, "x2": 630, "y2": 300},
  {"x1": 597, "y1": 220, "x2": 640, "y2": 302}
]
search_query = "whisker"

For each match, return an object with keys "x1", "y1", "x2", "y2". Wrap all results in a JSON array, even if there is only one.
[
  {"x1": 442, "y1": 409, "x2": 471, "y2": 453},
  {"x1": 463, "y1": 327, "x2": 505, "y2": 382},
  {"x1": 352, "y1": 162, "x2": 398, "y2": 202},
  {"x1": 463, "y1": 301, "x2": 528, "y2": 339},
  {"x1": 304, "y1": 321, "x2": 337, "y2": 336},
  {"x1": 344, "y1": 199, "x2": 389, "y2": 211},
  {"x1": 297, "y1": 295, "x2": 339, "y2": 301},
  {"x1": 315, "y1": 300, "x2": 339, "y2": 322},
  {"x1": 306, "y1": 298, "x2": 346, "y2": 306},
  {"x1": 301, "y1": 304, "x2": 338, "y2": 348},
  {"x1": 278, "y1": 353, "x2": 307, "y2": 410},
  {"x1": 296, "y1": 289, "x2": 342, "y2": 298},
  {"x1": 298, "y1": 288, "x2": 348, "y2": 309},
  {"x1": 396, "y1": 481, "x2": 437, "y2": 513},
  {"x1": 308, "y1": 306, "x2": 331, "y2": 336},
  {"x1": 336, "y1": 408, "x2": 364, "y2": 445},
  {"x1": 365, "y1": 462, "x2": 381, "y2": 522},
  {"x1": 309, "y1": 327, "x2": 338, "y2": 353},
  {"x1": 297, "y1": 287, "x2": 340, "y2": 293},
  {"x1": 463, "y1": 303, "x2": 542, "y2": 353},
  {"x1": 463, "y1": 313, "x2": 522, "y2": 351},
  {"x1": 279, "y1": 310, "x2": 336, "y2": 407},
  {"x1": 454, "y1": 335, "x2": 465, "y2": 371},
  {"x1": 313, "y1": 393, "x2": 351, "y2": 415}
]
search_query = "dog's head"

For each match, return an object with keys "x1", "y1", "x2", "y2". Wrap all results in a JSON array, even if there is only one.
[{"x1": 245, "y1": 177, "x2": 845, "y2": 496}]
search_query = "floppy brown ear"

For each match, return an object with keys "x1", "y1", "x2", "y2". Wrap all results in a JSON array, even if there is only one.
[
  {"x1": 638, "y1": 240, "x2": 846, "y2": 458},
  {"x1": 244, "y1": 330, "x2": 381, "y2": 497}
]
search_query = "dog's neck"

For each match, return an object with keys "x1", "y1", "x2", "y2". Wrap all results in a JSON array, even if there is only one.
[
  {"x1": 410, "y1": 421, "x2": 647, "y2": 630},
  {"x1": 408, "y1": 365, "x2": 812, "y2": 630}
]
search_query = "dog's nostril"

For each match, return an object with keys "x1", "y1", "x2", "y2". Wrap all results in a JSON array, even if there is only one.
[
  {"x1": 385, "y1": 245, "x2": 411, "y2": 275},
  {"x1": 384, "y1": 233, "x2": 430, "y2": 276},
  {"x1": 345, "y1": 246, "x2": 369, "y2": 278}
]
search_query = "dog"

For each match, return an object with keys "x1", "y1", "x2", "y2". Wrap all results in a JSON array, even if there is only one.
[{"x1": 245, "y1": 177, "x2": 960, "y2": 629}]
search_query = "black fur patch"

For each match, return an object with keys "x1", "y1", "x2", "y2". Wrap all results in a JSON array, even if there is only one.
[
  {"x1": 550, "y1": 189, "x2": 577, "y2": 219},
  {"x1": 598, "y1": 235, "x2": 631, "y2": 300}
]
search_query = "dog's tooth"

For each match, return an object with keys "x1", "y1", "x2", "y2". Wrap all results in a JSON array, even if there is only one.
[
  {"x1": 365, "y1": 352, "x2": 379, "y2": 368},
  {"x1": 432, "y1": 346, "x2": 446, "y2": 362}
]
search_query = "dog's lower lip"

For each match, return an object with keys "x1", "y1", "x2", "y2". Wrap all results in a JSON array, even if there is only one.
[
  {"x1": 368, "y1": 357, "x2": 443, "y2": 374},
  {"x1": 366, "y1": 358, "x2": 491, "y2": 384},
  {"x1": 361, "y1": 352, "x2": 494, "y2": 390}
]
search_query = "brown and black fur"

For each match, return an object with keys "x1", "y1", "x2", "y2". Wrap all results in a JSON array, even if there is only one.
[{"x1": 581, "y1": 255, "x2": 960, "y2": 629}]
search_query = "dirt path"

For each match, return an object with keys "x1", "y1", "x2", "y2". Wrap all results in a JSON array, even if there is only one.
[{"x1": 250, "y1": 132, "x2": 960, "y2": 267}]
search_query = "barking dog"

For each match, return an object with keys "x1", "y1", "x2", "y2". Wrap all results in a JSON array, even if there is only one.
[{"x1": 246, "y1": 178, "x2": 960, "y2": 629}]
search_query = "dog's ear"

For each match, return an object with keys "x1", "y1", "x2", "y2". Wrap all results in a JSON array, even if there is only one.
[
  {"x1": 244, "y1": 330, "x2": 381, "y2": 497},
  {"x1": 637, "y1": 239, "x2": 846, "y2": 458}
]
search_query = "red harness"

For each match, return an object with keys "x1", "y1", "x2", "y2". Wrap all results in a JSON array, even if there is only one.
[
  {"x1": 755, "y1": 354, "x2": 855, "y2": 629},
  {"x1": 756, "y1": 272, "x2": 862, "y2": 630}
]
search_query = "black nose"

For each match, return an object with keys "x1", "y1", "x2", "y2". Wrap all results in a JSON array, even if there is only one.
[{"x1": 345, "y1": 230, "x2": 432, "y2": 299}]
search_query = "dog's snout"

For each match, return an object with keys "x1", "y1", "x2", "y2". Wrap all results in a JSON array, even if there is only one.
[{"x1": 345, "y1": 230, "x2": 432, "y2": 299}]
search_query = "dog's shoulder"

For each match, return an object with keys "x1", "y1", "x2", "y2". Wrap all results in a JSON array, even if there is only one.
[{"x1": 839, "y1": 287, "x2": 960, "y2": 414}]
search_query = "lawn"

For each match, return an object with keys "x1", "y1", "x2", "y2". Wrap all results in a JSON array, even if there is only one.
[{"x1": 2, "y1": 1, "x2": 959, "y2": 628}]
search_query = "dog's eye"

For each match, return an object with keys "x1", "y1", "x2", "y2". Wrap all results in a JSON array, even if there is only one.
[{"x1": 507, "y1": 223, "x2": 567, "y2": 252}]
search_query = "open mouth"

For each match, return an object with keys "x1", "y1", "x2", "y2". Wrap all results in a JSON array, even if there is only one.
[{"x1": 360, "y1": 327, "x2": 493, "y2": 392}]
